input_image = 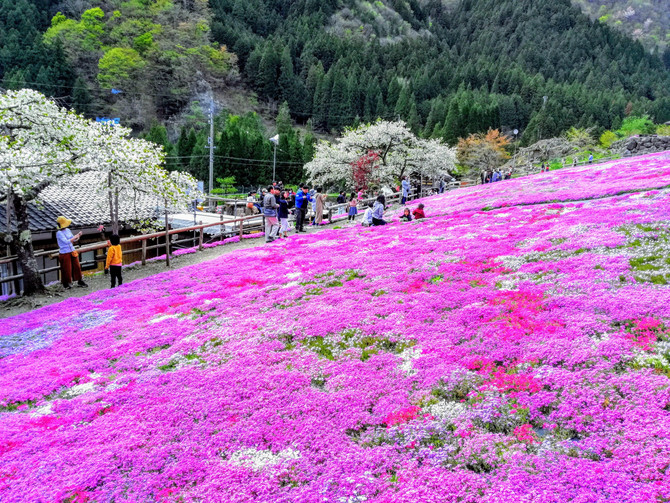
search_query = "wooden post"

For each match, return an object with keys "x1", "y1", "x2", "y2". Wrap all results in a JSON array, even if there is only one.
[
  {"x1": 239, "y1": 218, "x2": 244, "y2": 238},
  {"x1": 198, "y1": 221, "x2": 204, "y2": 251},
  {"x1": 164, "y1": 206, "x2": 171, "y2": 267},
  {"x1": 141, "y1": 239, "x2": 147, "y2": 266}
]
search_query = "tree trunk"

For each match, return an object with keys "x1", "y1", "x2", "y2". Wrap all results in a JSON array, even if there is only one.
[
  {"x1": 10, "y1": 194, "x2": 45, "y2": 296},
  {"x1": 108, "y1": 173, "x2": 119, "y2": 235}
]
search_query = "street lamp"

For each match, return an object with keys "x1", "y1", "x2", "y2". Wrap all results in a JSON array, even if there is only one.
[
  {"x1": 270, "y1": 134, "x2": 279, "y2": 183},
  {"x1": 512, "y1": 128, "x2": 519, "y2": 174}
]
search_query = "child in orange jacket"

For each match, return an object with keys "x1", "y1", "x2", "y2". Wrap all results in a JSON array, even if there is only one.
[{"x1": 105, "y1": 234, "x2": 123, "y2": 288}]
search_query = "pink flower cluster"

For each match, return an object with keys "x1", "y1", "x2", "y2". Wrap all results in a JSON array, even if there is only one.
[{"x1": 1, "y1": 152, "x2": 670, "y2": 502}]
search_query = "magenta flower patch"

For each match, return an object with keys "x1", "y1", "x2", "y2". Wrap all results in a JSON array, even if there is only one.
[{"x1": 2, "y1": 152, "x2": 670, "y2": 502}]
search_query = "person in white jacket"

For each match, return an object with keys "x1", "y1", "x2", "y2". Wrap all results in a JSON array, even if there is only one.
[{"x1": 361, "y1": 203, "x2": 374, "y2": 226}]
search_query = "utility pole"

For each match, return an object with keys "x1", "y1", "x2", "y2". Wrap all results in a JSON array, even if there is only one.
[
  {"x1": 270, "y1": 134, "x2": 279, "y2": 183},
  {"x1": 207, "y1": 102, "x2": 216, "y2": 211}
]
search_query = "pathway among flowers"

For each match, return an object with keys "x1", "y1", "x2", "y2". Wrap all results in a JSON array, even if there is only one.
[{"x1": 1, "y1": 152, "x2": 670, "y2": 502}]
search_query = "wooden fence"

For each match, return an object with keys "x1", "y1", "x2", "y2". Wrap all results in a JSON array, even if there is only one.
[{"x1": 0, "y1": 214, "x2": 263, "y2": 290}]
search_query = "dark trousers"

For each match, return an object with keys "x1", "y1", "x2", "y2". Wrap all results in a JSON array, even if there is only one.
[
  {"x1": 401, "y1": 195, "x2": 407, "y2": 205},
  {"x1": 110, "y1": 265, "x2": 123, "y2": 288},
  {"x1": 295, "y1": 207, "x2": 306, "y2": 230},
  {"x1": 59, "y1": 252, "x2": 82, "y2": 287},
  {"x1": 372, "y1": 217, "x2": 386, "y2": 226}
]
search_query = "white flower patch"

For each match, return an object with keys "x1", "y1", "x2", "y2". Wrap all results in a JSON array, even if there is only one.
[
  {"x1": 496, "y1": 279, "x2": 518, "y2": 291},
  {"x1": 286, "y1": 272, "x2": 302, "y2": 280},
  {"x1": 60, "y1": 381, "x2": 97, "y2": 399},
  {"x1": 516, "y1": 238, "x2": 540, "y2": 249},
  {"x1": 497, "y1": 255, "x2": 525, "y2": 270},
  {"x1": 228, "y1": 447, "x2": 301, "y2": 470},
  {"x1": 148, "y1": 314, "x2": 182, "y2": 324},
  {"x1": 427, "y1": 401, "x2": 466, "y2": 423},
  {"x1": 30, "y1": 403, "x2": 54, "y2": 417},
  {"x1": 399, "y1": 347, "x2": 422, "y2": 376}
]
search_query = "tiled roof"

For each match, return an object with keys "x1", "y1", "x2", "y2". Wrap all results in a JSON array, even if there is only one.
[{"x1": 0, "y1": 172, "x2": 162, "y2": 233}]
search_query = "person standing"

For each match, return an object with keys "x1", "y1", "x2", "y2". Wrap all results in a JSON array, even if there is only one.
[
  {"x1": 245, "y1": 192, "x2": 256, "y2": 215},
  {"x1": 278, "y1": 191, "x2": 290, "y2": 238},
  {"x1": 336, "y1": 191, "x2": 346, "y2": 215},
  {"x1": 588, "y1": 153, "x2": 594, "y2": 164},
  {"x1": 481, "y1": 169, "x2": 487, "y2": 185},
  {"x1": 263, "y1": 186, "x2": 279, "y2": 243},
  {"x1": 309, "y1": 187, "x2": 317, "y2": 222},
  {"x1": 55, "y1": 216, "x2": 87, "y2": 289},
  {"x1": 314, "y1": 188, "x2": 327, "y2": 225},
  {"x1": 371, "y1": 195, "x2": 386, "y2": 226},
  {"x1": 295, "y1": 186, "x2": 312, "y2": 233},
  {"x1": 105, "y1": 234, "x2": 123, "y2": 288},
  {"x1": 401, "y1": 176, "x2": 410, "y2": 205},
  {"x1": 348, "y1": 195, "x2": 358, "y2": 221},
  {"x1": 439, "y1": 177, "x2": 445, "y2": 194}
]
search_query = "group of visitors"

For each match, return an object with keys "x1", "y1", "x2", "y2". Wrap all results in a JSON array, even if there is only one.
[
  {"x1": 56, "y1": 216, "x2": 123, "y2": 290},
  {"x1": 481, "y1": 168, "x2": 513, "y2": 184},
  {"x1": 400, "y1": 204, "x2": 426, "y2": 222}
]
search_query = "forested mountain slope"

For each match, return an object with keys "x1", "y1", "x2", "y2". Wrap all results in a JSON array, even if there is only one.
[
  {"x1": 1, "y1": 0, "x2": 670, "y2": 143},
  {"x1": 211, "y1": 0, "x2": 670, "y2": 142},
  {"x1": 572, "y1": 0, "x2": 670, "y2": 57}
]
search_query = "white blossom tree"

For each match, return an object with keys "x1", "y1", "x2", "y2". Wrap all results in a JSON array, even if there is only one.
[
  {"x1": 304, "y1": 120, "x2": 457, "y2": 190},
  {"x1": 0, "y1": 89, "x2": 199, "y2": 295}
]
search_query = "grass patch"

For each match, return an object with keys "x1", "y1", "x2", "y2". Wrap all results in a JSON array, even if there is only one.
[{"x1": 278, "y1": 329, "x2": 415, "y2": 362}]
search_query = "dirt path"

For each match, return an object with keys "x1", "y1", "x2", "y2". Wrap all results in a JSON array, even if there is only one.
[{"x1": 0, "y1": 221, "x2": 353, "y2": 319}]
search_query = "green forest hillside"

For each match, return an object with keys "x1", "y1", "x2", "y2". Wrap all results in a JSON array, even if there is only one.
[
  {"x1": 1, "y1": 0, "x2": 670, "y2": 145},
  {"x1": 572, "y1": 0, "x2": 670, "y2": 57},
  {"x1": 211, "y1": 0, "x2": 670, "y2": 142}
]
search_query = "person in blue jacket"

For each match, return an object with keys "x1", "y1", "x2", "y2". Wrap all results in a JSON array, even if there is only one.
[
  {"x1": 294, "y1": 185, "x2": 312, "y2": 233},
  {"x1": 401, "y1": 176, "x2": 411, "y2": 205}
]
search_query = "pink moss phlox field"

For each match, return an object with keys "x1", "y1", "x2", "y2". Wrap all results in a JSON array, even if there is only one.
[{"x1": 2, "y1": 152, "x2": 670, "y2": 502}]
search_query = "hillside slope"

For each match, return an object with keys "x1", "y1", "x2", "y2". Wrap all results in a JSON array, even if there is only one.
[
  {"x1": 2, "y1": 152, "x2": 670, "y2": 501},
  {"x1": 2, "y1": 0, "x2": 670, "y2": 140},
  {"x1": 572, "y1": 0, "x2": 670, "y2": 56},
  {"x1": 211, "y1": 0, "x2": 670, "y2": 141}
]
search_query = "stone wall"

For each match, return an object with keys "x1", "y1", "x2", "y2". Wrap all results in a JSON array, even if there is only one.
[{"x1": 617, "y1": 135, "x2": 670, "y2": 156}]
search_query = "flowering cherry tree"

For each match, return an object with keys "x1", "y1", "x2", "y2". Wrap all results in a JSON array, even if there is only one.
[
  {"x1": 0, "y1": 89, "x2": 198, "y2": 295},
  {"x1": 305, "y1": 120, "x2": 456, "y2": 190}
]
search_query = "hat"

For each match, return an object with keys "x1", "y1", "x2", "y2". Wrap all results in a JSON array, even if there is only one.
[{"x1": 56, "y1": 216, "x2": 72, "y2": 229}]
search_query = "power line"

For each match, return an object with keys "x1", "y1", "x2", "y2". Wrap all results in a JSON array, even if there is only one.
[{"x1": 165, "y1": 154, "x2": 306, "y2": 166}]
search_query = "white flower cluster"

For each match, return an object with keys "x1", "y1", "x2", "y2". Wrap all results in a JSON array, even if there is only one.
[
  {"x1": 227, "y1": 447, "x2": 301, "y2": 470},
  {"x1": 427, "y1": 400, "x2": 467, "y2": 423},
  {"x1": 0, "y1": 89, "x2": 201, "y2": 218},
  {"x1": 305, "y1": 120, "x2": 457, "y2": 189}
]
